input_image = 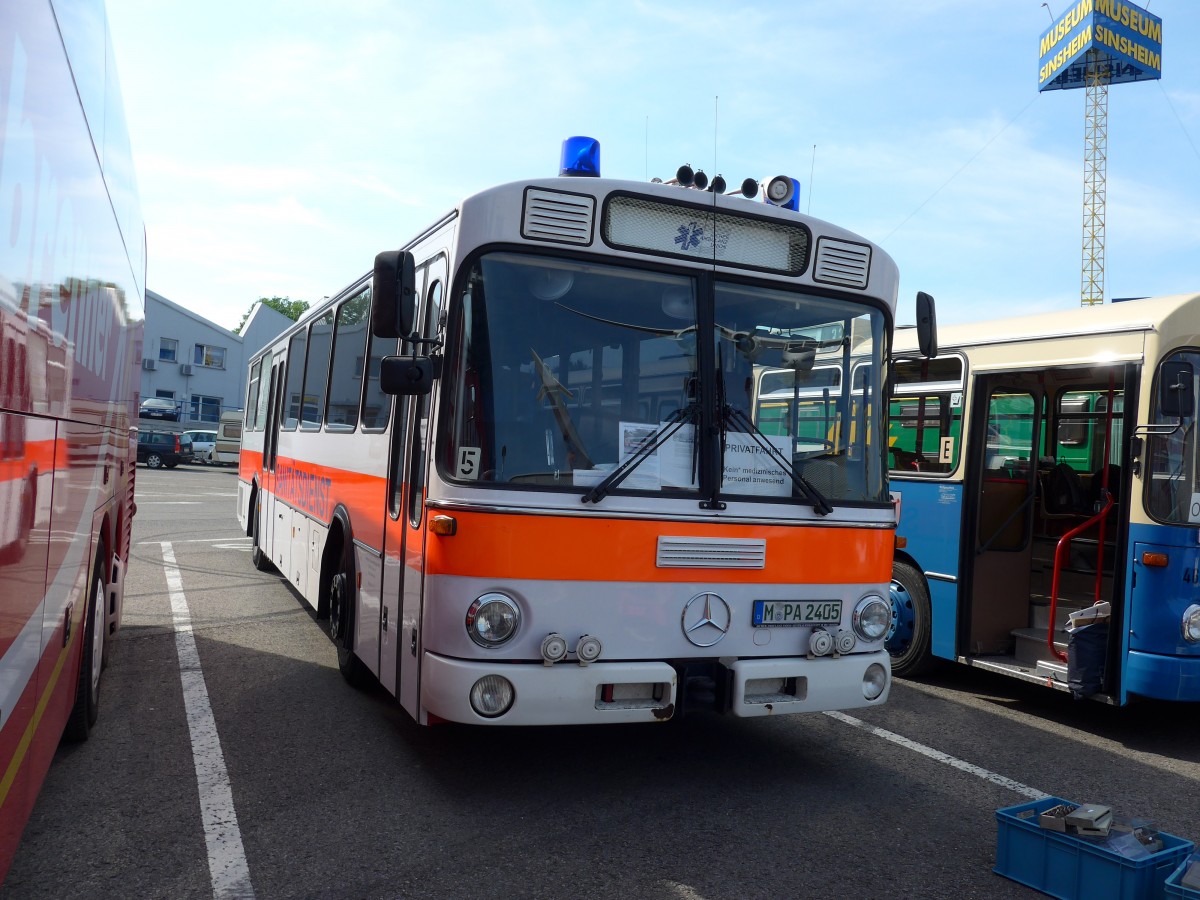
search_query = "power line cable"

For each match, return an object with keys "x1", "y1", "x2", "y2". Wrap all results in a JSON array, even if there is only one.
[
  {"x1": 883, "y1": 94, "x2": 1039, "y2": 242},
  {"x1": 1155, "y1": 80, "x2": 1200, "y2": 170}
]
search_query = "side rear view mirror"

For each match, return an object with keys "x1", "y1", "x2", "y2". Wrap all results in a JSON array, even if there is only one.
[
  {"x1": 372, "y1": 250, "x2": 418, "y2": 338},
  {"x1": 916, "y1": 291, "x2": 938, "y2": 359},
  {"x1": 379, "y1": 355, "x2": 434, "y2": 396},
  {"x1": 1159, "y1": 360, "x2": 1195, "y2": 418}
]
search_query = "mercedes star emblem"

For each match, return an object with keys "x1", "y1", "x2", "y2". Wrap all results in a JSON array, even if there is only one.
[{"x1": 681, "y1": 592, "x2": 732, "y2": 647}]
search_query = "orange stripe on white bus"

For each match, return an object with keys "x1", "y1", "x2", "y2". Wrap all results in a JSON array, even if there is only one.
[{"x1": 425, "y1": 510, "x2": 891, "y2": 583}]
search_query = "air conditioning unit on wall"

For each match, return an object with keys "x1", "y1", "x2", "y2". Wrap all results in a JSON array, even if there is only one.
[
  {"x1": 142, "y1": 358, "x2": 156, "y2": 371},
  {"x1": 179, "y1": 364, "x2": 193, "y2": 376}
]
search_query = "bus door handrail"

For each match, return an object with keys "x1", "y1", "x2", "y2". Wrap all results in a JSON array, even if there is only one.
[
  {"x1": 1049, "y1": 374, "x2": 1117, "y2": 662},
  {"x1": 1047, "y1": 493, "x2": 1114, "y2": 662}
]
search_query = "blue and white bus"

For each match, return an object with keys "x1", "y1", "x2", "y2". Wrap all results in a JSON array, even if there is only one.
[{"x1": 887, "y1": 294, "x2": 1200, "y2": 705}]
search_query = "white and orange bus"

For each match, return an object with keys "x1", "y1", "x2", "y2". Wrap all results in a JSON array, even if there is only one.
[
  {"x1": 1, "y1": 0, "x2": 144, "y2": 878},
  {"x1": 238, "y1": 141, "x2": 934, "y2": 725}
]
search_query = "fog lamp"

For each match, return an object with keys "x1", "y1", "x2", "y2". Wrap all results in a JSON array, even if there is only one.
[
  {"x1": 470, "y1": 675, "x2": 515, "y2": 718},
  {"x1": 863, "y1": 663, "x2": 888, "y2": 700}
]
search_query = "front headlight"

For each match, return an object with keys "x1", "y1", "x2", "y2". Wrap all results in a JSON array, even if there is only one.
[
  {"x1": 466, "y1": 593, "x2": 520, "y2": 647},
  {"x1": 1183, "y1": 604, "x2": 1200, "y2": 643},
  {"x1": 853, "y1": 595, "x2": 891, "y2": 642}
]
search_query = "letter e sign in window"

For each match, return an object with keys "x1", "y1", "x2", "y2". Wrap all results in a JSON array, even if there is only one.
[{"x1": 939, "y1": 437, "x2": 954, "y2": 464}]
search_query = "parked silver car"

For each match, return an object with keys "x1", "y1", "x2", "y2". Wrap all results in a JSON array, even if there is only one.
[{"x1": 182, "y1": 429, "x2": 218, "y2": 463}]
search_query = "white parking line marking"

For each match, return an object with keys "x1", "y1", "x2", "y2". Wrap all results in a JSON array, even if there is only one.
[
  {"x1": 139, "y1": 537, "x2": 249, "y2": 545},
  {"x1": 825, "y1": 711, "x2": 1048, "y2": 800},
  {"x1": 161, "y1": 542, "x2": 256, "y2": 899}
]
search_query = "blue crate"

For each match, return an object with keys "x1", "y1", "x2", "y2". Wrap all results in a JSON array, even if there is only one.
[
  {"x1": 1166, "y1": 856, "x2": 1200, "y2": 899},
  {"x1": 996, "y1": 797, "x2": 1195, "y2": 900}
]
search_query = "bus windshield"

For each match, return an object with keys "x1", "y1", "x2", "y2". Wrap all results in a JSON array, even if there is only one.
[
  {"x1": 442, "y1": 251, "x2": 887, "y2": 505},
  {"x1": 1148, "y1": 349, "x2": 1200, "y2": 524}
]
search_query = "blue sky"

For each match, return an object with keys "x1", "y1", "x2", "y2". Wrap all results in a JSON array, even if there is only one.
[{"x1": 106, "y1": 0, "x2": 1200, "y2": 331}]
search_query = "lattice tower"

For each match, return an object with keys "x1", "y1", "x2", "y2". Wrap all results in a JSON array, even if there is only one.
[{"x1": 1081, "y1": 48, "x2": 1109, "y2": 307}]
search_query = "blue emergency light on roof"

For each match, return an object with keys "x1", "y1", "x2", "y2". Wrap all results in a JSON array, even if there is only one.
[
  {"x1": 764, "y1": 175, "x2": 800, "y2": 211},
  {"x1": 560, "y1": 136, "x2": 600, "y2": 177}
]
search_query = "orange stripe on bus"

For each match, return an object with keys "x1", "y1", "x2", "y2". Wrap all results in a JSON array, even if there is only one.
[
  {"x1": 426, "y1": 510, "x2": 892, "y2": 583},
  {"x1": 246, "y1": 454, "x2": 389, "y2": 550},
  {"x1": 241, "y1": 453, "x2": 890, "y2": 584}
]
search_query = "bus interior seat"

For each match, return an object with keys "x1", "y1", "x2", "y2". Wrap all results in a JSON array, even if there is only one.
[{"x1": 1042, "y1": 462, "x2": 1088, "y2": 516}]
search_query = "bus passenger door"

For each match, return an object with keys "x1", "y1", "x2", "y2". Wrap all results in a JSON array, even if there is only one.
[
  {"x1": 381, "y1": 257, "x2": 446, "y2": 715},
  {"x1": 260, "y1": 357, "x2": 284, "y2": 571},
  {"x1": 965, "y1": 378, "x2": 1040, "y2": 657}
]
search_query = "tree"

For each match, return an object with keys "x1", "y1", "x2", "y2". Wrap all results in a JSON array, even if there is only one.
[{"x1": 235, "y1": 296, "x2": 310, "y2": 334}]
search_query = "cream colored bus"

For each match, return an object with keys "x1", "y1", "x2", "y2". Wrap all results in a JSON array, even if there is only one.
[
  {"x1": 211, "y1": 410, "x2": 242, "y2": 465},
  {"x1": 888, "y1": 293, "x2": 1200, "y2": 705}
]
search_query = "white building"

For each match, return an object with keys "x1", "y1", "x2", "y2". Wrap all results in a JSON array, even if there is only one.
[{"x1": 140, "y1": 289, "x2": 294, "y2": 424}]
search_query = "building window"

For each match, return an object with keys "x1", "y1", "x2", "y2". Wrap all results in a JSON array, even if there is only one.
[
  {"x1": 159, "y1": 338, "x2": 178, "y2": 362},
  {"x1": 190, "y1": 394, "x2": 222, "y2": 423},
  {"x1": 194, "y1": 344, "x2": 226, "y2": 368}
]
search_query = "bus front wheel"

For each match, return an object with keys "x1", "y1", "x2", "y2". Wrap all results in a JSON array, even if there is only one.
[
  {"x1": 328, "y1": 550, "x2": 372, "y2": 689},
  {"x1": 887, "y1": 560, "x2": 934, "y2": 678}
]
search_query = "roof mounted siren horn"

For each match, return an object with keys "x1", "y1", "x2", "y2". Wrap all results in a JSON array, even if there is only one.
[
  {"x1": 669, "y1": 164, "x2": 695, "y2": 187},
  {"x1": 559, "y1": 136, "x2": 601, "y2": 177},
  {"x1": 763, "y1": 175, "x2": 801, "y2": 211},
  {"x1": 707, "y1": 175, "x2": 726, "y2": 193},
  {"x1": 738, "y1": 178, "x2": 759, "y2": 198}
]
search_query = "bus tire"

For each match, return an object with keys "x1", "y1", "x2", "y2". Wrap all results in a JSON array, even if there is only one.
[
  {"x1": 887, "y1": 560, "x2": 934, "y2": 678},
  {"x1": 328, "y1": 549, "x2": 372, "y2": 689},
  {"x1": 251, "y1": 499, "x2": 272, "y2": 572},
  {"x1": 65, "y1": 553, "x2": 106, "y2": 741}
]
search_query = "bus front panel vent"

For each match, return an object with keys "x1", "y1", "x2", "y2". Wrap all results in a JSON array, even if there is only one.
[
  {"x1": 522, "y1": 188, "x2": 595, "y2": 245},
  {"x1": 656, "y1": 536, "x2": 766, "y2": 569},
  {"x1": 812, "y1": 237, "x2": 871, "y2": 289}
]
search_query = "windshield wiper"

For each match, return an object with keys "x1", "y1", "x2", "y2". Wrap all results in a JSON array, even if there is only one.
[
  {"x1": 720, "y1": 404, "x2": 834, "y2": 516},
  {"x1": 581, "y1": 403, "x2": 699, "y2": 504}
]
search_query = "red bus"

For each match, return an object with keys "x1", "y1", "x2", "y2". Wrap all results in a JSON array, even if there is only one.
[{"x1": 0, "y1": 0, "x2": 145, "y2": 879}]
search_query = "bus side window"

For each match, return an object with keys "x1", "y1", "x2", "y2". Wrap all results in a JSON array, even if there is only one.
[
  {"x1": 889, "y1": 394, "x2": 960, "y2": 473},
  {"x1": 282, "y1": 331, "x2": 307, "y2": 430},
  {"x1": 300, "y1": 311, "x2": 334, "y2": 430},
  {"x1": 327, "y1": 289, "x2": 371, "y2": 431}
]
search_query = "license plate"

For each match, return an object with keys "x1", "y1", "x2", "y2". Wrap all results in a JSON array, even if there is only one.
[{"x1": 752, "y1": 599, "x2": 842, "y2": 626}]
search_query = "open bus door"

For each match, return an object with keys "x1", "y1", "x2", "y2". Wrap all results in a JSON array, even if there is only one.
[
  {"x1": 963, "y1": 375, "x2": 1042, "y2": 660},
  {"x1": 256, "y1": 357, "x2": 285, "y2": 572},
  {"x1": 958, "y1": 366, "x2": 1131, "y2": 695}
]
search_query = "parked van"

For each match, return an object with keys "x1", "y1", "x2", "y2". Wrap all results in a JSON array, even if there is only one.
[{"x1": 212, "y1": 410, "x2": 243, "y2": 465}]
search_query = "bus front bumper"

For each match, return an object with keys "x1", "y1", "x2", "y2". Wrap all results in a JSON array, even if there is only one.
[
  {"x1": 1124, "y1": 650, "x2": 1200, "y2": 703},
  {"x1": 420, "y1": 650, "x2": 891, "y2": 725}
]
